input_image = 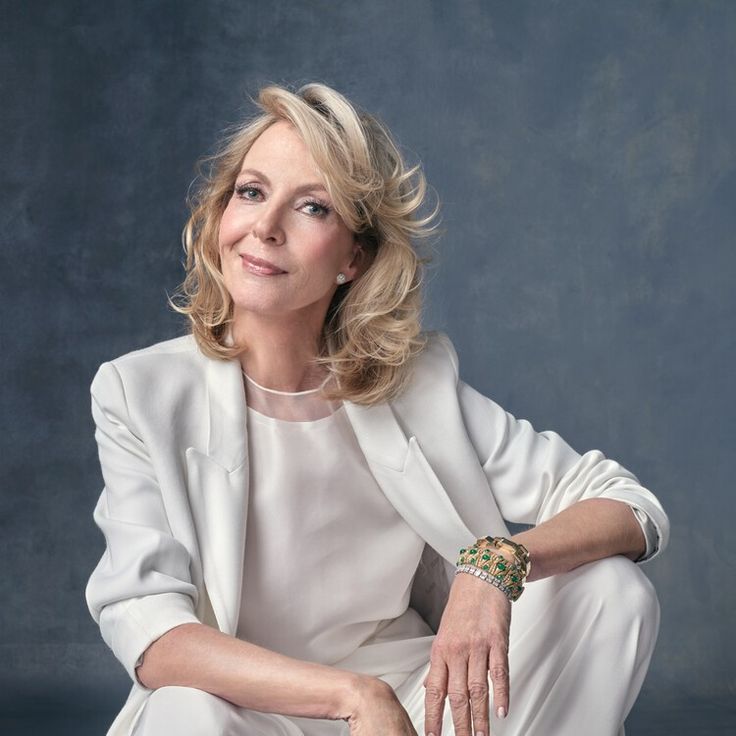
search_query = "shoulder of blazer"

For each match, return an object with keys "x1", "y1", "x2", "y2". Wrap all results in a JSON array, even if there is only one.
[
  {"x1": 90, "y1": 334, "x2": 213, "y2": 437},
  {"x1": 398, "y1": 330, "x2": 460, "y2": 397},
  {"x1": 388, "y1": 330, "x2": 462, "y2": 433},
  {"x1": 95, "y1": 334, "x2": 209, "y2": 386}
]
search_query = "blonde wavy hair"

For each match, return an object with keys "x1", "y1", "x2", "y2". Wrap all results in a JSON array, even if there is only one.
[{"x1": 169, "y1": 81, "x2": 441, "y2": 405}]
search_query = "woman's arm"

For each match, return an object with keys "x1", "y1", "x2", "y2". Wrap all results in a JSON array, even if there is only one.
[
  {"x1": 136, "y1": 623, "x2": 371, "y2": 721},
  {"x1": 507, "y1": 497, "x2": 647, "y2": 582},
  {"x1": 139, "y1": 624, "x2": 423, "y2": 733},
  {"x1": 454, "y1": 373, "x2": 670, "y2": 561}
]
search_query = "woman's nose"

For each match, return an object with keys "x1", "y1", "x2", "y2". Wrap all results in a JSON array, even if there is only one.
[{"x1": 252, "y1": 201, "x2": 285, "y2": 245}]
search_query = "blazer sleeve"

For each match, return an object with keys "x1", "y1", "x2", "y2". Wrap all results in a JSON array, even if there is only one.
[
  {"x1": 84, "y1": 361, "x2": 201, "y2": 686},
  {"x1": 437, "y1": 334, "x2": 670, "y2": 564}
]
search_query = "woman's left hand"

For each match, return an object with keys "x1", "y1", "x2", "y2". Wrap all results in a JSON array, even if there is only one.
[{"x1": 423, "y1": 569, "x2": 512, "y2": 736}]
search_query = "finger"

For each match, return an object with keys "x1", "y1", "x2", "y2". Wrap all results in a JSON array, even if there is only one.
[
  {"x1": 424, "y1": 657, "x2": 448, "y2": 736},
  {"x1": 467, "y1": 648, "x2": 491, "y2": 736},
  {"x1": 446, "y1": 653, "x2": 473, "y2": 736},
  {"x1": 488, "y1": 634, "x2": 510, "y2": 720}
]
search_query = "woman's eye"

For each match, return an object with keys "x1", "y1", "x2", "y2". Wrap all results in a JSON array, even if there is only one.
[
  {"x1": 302, "y1": 200, "x2": 331, "y2": 217},
  {"x1": 234, "y1": 184, "x2": 262, "y2": 200}
]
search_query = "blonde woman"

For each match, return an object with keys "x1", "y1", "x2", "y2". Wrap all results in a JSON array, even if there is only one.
[{"x1": 85, "y1": 82, "x2": 669, "y2": 736}]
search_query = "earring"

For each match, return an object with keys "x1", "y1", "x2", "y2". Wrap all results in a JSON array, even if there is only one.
[{"x1": 336, "y1": 272, "x2": 347, "y2": 284}]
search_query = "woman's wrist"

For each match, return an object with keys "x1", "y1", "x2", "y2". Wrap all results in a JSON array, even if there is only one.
[{"x1": 339, "y1": 673, "x2": 395, "y2": 720}]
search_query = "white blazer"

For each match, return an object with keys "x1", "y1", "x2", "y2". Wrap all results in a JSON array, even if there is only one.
[{"x1": 85, "y1": 330, "x2": 669, "y2": 736}]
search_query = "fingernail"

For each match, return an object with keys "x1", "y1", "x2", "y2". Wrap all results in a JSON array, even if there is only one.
[
  {"x1": 496, "y1": 706, "x2": 507, "y2": 719},
  {"x1": 475, "y1": 731, "x2": 485, "y2": 736}
]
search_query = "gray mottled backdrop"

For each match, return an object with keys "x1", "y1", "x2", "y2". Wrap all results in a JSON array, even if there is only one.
[{"x1": 2, "y1": 0, "x2": 734, "y2": 731}]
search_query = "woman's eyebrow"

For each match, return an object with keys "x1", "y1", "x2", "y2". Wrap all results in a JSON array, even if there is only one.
[{"x1": 237, "y1": 167, "x2": 328, "y2": 195}]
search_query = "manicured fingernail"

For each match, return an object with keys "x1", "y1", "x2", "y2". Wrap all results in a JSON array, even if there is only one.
[
  {"x1": 475, "y1": 731, "x2": 485, "y2": 736},
  {"x1": 497, "y1": 706, "x2": 507, "y2": 718}
]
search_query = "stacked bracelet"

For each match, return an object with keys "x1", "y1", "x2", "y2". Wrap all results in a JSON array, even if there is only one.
[{"x1": 455, "y1": 536, "x2": 531, "y2": 602}]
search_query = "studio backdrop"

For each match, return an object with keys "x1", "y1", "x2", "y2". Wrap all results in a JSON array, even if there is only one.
[{"x1": 2, "y1": 0, "x2": 734, "y2": 730}]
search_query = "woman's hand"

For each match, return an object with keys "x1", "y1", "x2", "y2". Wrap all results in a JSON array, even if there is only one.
[
  {"x1": 423, "y1": 569, "x2": 512, "y2": 736},
  {"x1": 345, "y1": 675, "x2": 419, "y2": 735}
]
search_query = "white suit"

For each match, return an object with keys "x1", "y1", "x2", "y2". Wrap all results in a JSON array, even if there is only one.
[{"x1": 85, "y1": 331, "x2": 669, "y2": 735}]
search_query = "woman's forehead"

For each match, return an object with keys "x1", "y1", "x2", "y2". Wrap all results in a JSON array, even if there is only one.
[
  {"x1": 242, "y1": 121, "x2": 324, "y2": 179},
  {"x1": 247, "y1": 121, "x2": 306, "y2": 159}
]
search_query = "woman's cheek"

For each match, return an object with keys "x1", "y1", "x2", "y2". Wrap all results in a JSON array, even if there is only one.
[{"x1": 218, "y1": 205, "x2": 242, "y2": 248}]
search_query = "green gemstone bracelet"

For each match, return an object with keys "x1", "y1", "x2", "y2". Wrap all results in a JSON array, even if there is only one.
[{"x1": 455, "y1": 536, "x2": 531, "y2": 602}]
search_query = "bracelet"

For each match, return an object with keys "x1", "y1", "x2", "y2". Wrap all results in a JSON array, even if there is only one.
[
  {"x1": 455, "y1": 563, "x2": 524, "y2": 601},
  {"x1": 455, "y1": 551, "x2": 525, "y2": 601},
  {"x1": 455, "y1": 536, "x2": 531, "y2": 602}
]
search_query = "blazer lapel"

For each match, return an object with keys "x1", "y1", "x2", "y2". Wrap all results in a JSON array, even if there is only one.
[
  {"x1": 341, "y1": 400, "x2": 477, "y2": 563},
  {"x1": 185, "y1": 354, "x2": 249, "y2": 636}
]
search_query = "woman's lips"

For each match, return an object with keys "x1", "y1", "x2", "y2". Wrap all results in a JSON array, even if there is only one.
[{"x1": 240, "y1": 254, "x2": 287, "y2": 276}]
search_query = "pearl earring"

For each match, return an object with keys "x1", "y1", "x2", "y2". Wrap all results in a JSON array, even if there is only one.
[{"x1": 336, "y1": 272, "x2": 347, "y2": 284}]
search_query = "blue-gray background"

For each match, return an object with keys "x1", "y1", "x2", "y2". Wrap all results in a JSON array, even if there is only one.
[{"x1": 2, "y1": 0, "x2": 734, "y2": 732}]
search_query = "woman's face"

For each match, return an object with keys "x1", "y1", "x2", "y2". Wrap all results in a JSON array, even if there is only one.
[{"x1": 218, "y1": 120, "x2": 362, "y2": 328}]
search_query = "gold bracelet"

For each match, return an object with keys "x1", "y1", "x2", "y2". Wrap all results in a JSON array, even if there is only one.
[{"x1": 455, "y1": 537, "x2": 528, "y2": 602}]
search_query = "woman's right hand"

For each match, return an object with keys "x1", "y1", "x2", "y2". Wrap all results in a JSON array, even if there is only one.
[{"x1": 345, "y1": 675, "x2": 418, "y2": 736}]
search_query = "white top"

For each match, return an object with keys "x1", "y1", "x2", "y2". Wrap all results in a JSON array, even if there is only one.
[{"x1": 235, "y1": 372, "x2": 435, "y2": 688}]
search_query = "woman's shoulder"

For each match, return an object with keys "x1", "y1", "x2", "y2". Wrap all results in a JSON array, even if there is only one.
[
  {"x1": 406, "y1": 329, "x2": 460, "y2": 384},
  {"x1": 391, "y1": 330, "x2": 460, "y2": 411},
  {"x1": 418, "y1": 329, "x2": 459, "y2": 378},
  {"x1": 90, "y1": 332, "x2": 207, "y2": 397},
  {"x1": 89, "y1": 332, "x2": 214, "y2": 447}
]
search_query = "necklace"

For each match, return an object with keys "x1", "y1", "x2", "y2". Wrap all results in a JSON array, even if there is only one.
[{"x1": 240, "y1": 369, "x2": 331, "y2": 396}]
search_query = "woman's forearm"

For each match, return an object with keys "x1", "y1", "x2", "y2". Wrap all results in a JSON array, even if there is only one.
[
  {"x1": 136, "y1": 622, "x2": 367, "y2": 721},
  {"x1": 509, "y1": 498, "x2": 647, "y2": 582}
]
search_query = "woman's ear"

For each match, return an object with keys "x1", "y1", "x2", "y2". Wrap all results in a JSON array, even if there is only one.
[{"x1": 346, "y1": 241, "x2": 368, "y2": 282}]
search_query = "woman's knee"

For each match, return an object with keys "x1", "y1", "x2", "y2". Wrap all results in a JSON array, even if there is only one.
[
  {"x1": 573, "y1": 555, "x2": 661, "y2": 632},
  {"x1": 134, "y1": 685, "x2": 233, "y2": 736}
]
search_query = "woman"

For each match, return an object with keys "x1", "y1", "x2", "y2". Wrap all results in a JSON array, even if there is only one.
[{"x1": 85, "y1": 82, "x2": 670, "y2": 736}]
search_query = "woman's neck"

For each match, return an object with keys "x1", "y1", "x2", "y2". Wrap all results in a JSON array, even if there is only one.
[{"x1": 231, "y1": 314, "x2": 329, "y2": 393}]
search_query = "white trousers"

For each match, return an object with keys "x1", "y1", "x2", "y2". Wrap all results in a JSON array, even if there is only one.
[{"x1": 131, "y1": 555, "x2": 659, "y2": 736}]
